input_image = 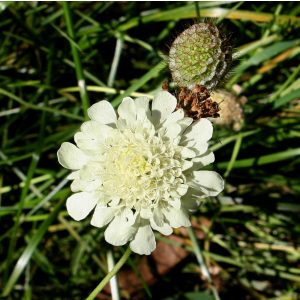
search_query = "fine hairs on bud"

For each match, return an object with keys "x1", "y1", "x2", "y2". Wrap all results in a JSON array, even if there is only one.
[{"x1": 168, "y1": 22, "x2": 232, "y2": 90}]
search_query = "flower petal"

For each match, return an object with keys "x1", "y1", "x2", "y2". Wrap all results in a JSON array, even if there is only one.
[
  {"x1": 150, "y1": 218, "x2": 173, "y2": 235},
  {"x1": 164, "y1": 123, "x2": 182, "y2": 140},
  {"x1": 181, "y1": 118, "x2": 213, "y2": 144},
  {"x1": 181, "y1": 147, "x2": 197, "y2": 158},
  {"x1": 69, "y1": 161, "x2": 103, "y2": 192},
  {"x1": 75, "y1": 121, "x2": 114, "y2": 150},
  {"x1": 79, "y1": 162, "x2": 102, "y2": 180},
  {"x1": 91, "y1": 205, "x2": 117, "y2": 228},
  {"x1": 66, "y1": 192, "x2": 98, "y2": 221},
  {"x1": 140, "y1": 208, "x2": 152, "y2": 219},
  {"x1": 153, "y1": 209, "x2": 164, "y2": 227},
  {"x1": 177, "y1": 184, "x2": 189, "y2": 196},
  {"x1": 178, "y1": 117, "x2": 193, "y2": 133},
  {"x1": 135, "y1": 96, "x2": 150, "y2": 121},
  {"x1": 82, "y1": 121, "x2": 114, "y2": 137},
  {"x1": 87, "y1": 100, "x2": 117, "y2": 125},
  {"x1": 104, "y1": 214, "x2": 136, "y2": 246},
  {"x1": 57, "y1": 142, "x2": 88, "y2": 170},
  {"x1": 181, "y1": 191, "x2": 202, "y2": 211},
  {"x1": 162, "y1": 206, "x2": 191, "y2": 228},
  {"x1": 130, "y1": 225, "x2": 156, "y2": 255},
  {"x1": 191, "y1": 151, "x2": 215, "y2": 170},
  {"x1": 163, "y1": 108, "x2": 184, "y2": 127},
  {"x1": 190, "y1": 170, "x2": 224, "y2": 196},
  {"x1": 182, "y1": 160, "x2": 193, "y2": 171},
  {"x1": 70, "y1": 177, "x2": 102, "y2": 192},
  {"x1": 151, "y1": 91, "x2": 177, "y2": 125},
  {"x1": 118, "y1": 97, "x2": 136, "y2": 123},
  {"x1": 168, "y1": 197, "x2": 181, "y2": 209},
  {"x1": 66, "y1": 170, "x2": 80, "y2": 180}
]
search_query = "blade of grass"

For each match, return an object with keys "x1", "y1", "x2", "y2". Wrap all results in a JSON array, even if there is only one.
[
  {"x1": 224, "y1": 134, "x2": 243, "y2": 177},
  {"x1": 59, "y1": 85, "x2": 153, "y2": 99},
  {"x1": 26, "y1": 177, "x2": 69, "y2": 217},
  {"x1": 235, "y1": 39, "x2": 300, "y2": 73},
  {"x1": 0, "y1": 151, "x2": 43, "y2": 197},
  {"x1": 217, "y1": 147, "x2": 300, "y2": 169},
  {"x1": 0, "y1": 87, "x2": 83, "y2": 120},
  {"x1": 107, "y1": 250, "x2": 120, "y2": 300},
  {"x1": 85, "y1": 247, "x2": 132, "y2": 300},
  {"x1": 58, "y1": 215, "x2": 107, "y2": 271},
  {"x1": 272, "y1": 63, "x2": 300, "y2": 106},
  {"x1": 62, "y1": 1, "x2": 89, "y2": 119},
  {"x1": 4, "y1": 153, "x2": 40, "y2": 283},
  {"x1": 273, "y1": 88, "x2": 300, "y2": 109},
  {"x1": 2, "y1": 197, "x2": 65, "y2": 297},
  {"x1": 107, "y1": 37, "x2": 123, "y2": 88},
  {"x1": 211, "y1": 129, "x2": 259, "y2": 152},
  {"x1": 111, "y1": 60, "x2": 165, "y2": 107},
  {"x1": 187, "y1": 227, "x2": 220, "y2": 300},
  {"x1": 117, "y1": 6, "x2": 300, "y2": 32}
]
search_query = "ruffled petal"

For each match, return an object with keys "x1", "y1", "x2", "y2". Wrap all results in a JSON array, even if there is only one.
[
  {"x1": 181, "y1": 147, "x2": 197, "y2": 158},
  {"x1": 81, "y1": 120, "x2": 113, "y2": 138},
  {"x1": 75, "y1": 121, "x2": 114, "y2": 150},
  {"x1": 162, "y1": 206, "x2": 191, "y2": 228},
  {"x1": 57, "y1": 142, "x2": 88, "y2": 170},
  {"x1": 190, "y1": 170, "x2": 224, "y2": 196},
  {"x1": 118, "y1": 97, "x2": 136, "y2": 123},
  {"x1": 74, "y1": 132, "x2": 98, "y2": 150},
  {"x1": 181, "y1": 190, "x2": 202, "y2": 211},
  {"x1": 66, "y1": 192, "x2": 98, "y2": 221},
  {"x1": 69, "y1": 161, "x2": 103, "y2": 192},
  {"x1": 140, "y1": 208, "x2": 152, "y2": 219},
  {"x1": 182, "y1": 160, "x2": 193, "y2": 171},
  {"x1": 168, "y1": 197, "x2": 181, "y2": 209},
  {"x1": 164, "y1": 123, "x2": 182, "y2": 140},
  {"x1": 150, "y1": 218, "x2": 173, "y2": 235},
  {"x1": 104, "y1": 214, "x2": 136, "y2": 246},
  {"x1": 70, "y1": 177, "x2": 102, "y2": 192},
  {"x1": 163, "y1": 108, "x2": 184, "y2": 127},
  {"x1": 177, "y1": 184, "x2": 189, "y2": 196},
  {"x1": 178, "y1": 117, "x2": 193, "y2": 134},
  {"x1": 87, "y1": 100, "x2": 117, "y2": 125},
  {"x1": 66, "y1": 170, "x2": 80, "y2": 180},
  {"x1": 130, "y1": 225, "x2": 156, "y2": 255},
  {"x1": 181, "y1": 118, "x2": 213, "y2": 144},
  {"x1": 153, "y1": 209, "x2": 164, "y2": 227},
  {"x1": 135, "y1": 96, "x2": 150, "y2": 121},
  {"x1": 151, "y1": 91, "x2": 177, "y2": 125},
  {"x1": 91, "y1": 205, "x2": 117, "y2": 228},
  {"x1": 191, "y1": 151, "x2": 215, "y2": 170}
]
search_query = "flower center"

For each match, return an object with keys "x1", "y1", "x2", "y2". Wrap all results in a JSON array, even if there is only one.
[
  {"x1": 116, "y1": 145, "x2": 151, "y2": 177},
  {"x1": 100, "y1": 126, "x2": 185, "y2": 211}
]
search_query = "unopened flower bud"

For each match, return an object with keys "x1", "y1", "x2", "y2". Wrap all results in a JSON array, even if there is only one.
[{"x1": 169, "y1": 23, "x2": 232, "y2": 90}]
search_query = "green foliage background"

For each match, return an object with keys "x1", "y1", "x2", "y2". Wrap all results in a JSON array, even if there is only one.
[{"x1": 0, "y1": 1, "x2": 300, "y2": 299}]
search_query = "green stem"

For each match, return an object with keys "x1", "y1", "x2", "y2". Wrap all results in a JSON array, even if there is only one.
[
  {"x1": 187, "y1": 227, "x2": 220, "y2": 300},
  {"x1": 85, "y1": 247, "x2": 132, "y2": 300},
  {"x1": 224, "y1": 134, "x2": 243, "y2": 178},
  {"x1": 269, "y1": 63, "x2": 300, "y2": 103},
  {"x1": 62, "y1": 1, "x2": 90, "y2": 119},
  {"x1": 4, "y1": 154, "x2": 39, "y2": 283},
  {"x1": 0, "y1": 87, "x2": 83, "y2": 121},
  {"x1": 111, "y1": 60, "x2": 164, "y2": 107}
]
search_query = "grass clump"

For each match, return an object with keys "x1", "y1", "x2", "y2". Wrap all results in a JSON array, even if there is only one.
[{"x1": 1, "y1": 2, "x2": 300, "y2": 299}]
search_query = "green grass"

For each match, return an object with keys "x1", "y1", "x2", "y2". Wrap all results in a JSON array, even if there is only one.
[{"x1": 1, "y1": 2, "x2": 300, "y2": 299}]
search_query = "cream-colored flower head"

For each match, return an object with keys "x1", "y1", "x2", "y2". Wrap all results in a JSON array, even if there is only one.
[{"x1": 57, "y1": 91, "x2": 224, "y2": 255}]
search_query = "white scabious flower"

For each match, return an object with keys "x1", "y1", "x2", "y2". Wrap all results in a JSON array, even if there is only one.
[{"x1": 57, "y1": 91, "x2": 224, "y2": 255}]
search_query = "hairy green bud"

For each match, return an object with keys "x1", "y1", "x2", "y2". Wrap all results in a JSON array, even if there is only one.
[{"x1": 169, "y1": 23, "x2": 232, "y2": 90}]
